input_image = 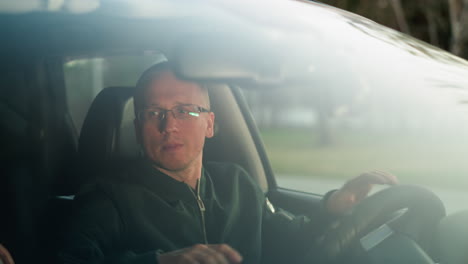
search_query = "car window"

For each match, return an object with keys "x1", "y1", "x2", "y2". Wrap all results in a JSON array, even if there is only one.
[
  {"x1": 242, "y1": 63, "x2": 468, "y2": 214},
  {"x1": 64, "y1": 53, "x2": 165, "y2": 134}
]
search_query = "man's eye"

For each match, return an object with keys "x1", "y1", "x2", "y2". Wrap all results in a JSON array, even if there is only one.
[
  {"x1": 176, "y1": 108, "x2": 189, "y2": 114},
  {"x1": 148, "y1": 111, "x2": 160, "y2": 117}
]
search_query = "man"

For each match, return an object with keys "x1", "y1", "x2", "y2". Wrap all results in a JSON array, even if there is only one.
[{"x1": 58, "y1": 62, "x2": 397, "y2": 264}]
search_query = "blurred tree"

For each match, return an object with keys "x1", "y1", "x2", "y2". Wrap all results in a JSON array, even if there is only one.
[
  {"x1": 325, "y1": 0, "x2": 468, "y2": 58},
  {"x1": 448, "y1": 0, "x2": 468, "y2": 58}
]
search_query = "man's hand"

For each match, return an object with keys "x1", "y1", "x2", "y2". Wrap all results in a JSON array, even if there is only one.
[
  {"x1": 0, "y1": 244, "x2": 15, "y2": 264},
  {"x1": 157, "y1": 244, "x2": 243, "y2": 264},
  {"x1": 326, "y1": 170, "x2": 399, "y2": 215}
]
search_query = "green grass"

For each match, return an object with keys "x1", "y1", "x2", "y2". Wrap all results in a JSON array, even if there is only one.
[{"x1": 260, "y1": 128, "x2": 468, "y2": 190}]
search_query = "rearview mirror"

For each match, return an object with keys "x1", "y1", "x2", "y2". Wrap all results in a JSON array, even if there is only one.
[{"x1": 171, "y1": 33, "x2": 285, "y2": 86}]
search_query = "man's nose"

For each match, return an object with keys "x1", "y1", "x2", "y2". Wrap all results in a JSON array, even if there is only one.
[{"x1": 158, "y1": 112, "x2": 178, "y2": 133}]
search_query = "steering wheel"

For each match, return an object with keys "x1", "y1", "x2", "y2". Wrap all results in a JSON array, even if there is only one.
[{"x1": 314, "y1": 185, "x2": 446, "y2": 263}]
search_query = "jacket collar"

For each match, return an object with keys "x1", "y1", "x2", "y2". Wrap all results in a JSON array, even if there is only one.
[{"x1": 130, "y1": 159, "x2": 207, "y2": 203}]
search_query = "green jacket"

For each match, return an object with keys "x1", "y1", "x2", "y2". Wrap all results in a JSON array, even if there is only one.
[{"x1": 58, "y1": 161, "x2": 331, "y2": 264}]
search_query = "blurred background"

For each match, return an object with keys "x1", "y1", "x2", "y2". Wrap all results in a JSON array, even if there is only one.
[{"x1": 326, "y1": 0, "x2": 468, "y2": 59}]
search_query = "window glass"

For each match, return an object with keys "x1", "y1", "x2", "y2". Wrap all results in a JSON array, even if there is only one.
[
  {"x1": 242, "y1": 66, "x2": 468, "y2": 214},
  {"x1": 64, "y1": 53, "x2": 165, "y2": 133}
]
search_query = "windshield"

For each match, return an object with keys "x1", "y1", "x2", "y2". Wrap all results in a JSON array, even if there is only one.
[
  {"x1": 57, "y1": 0, "x2": 468, "y2": 214},
  {"x1": 221, "y1": 1, "x2": 468, "y2": 214}
]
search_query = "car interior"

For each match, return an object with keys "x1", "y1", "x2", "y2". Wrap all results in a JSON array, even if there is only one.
[
  {"x1": 0, "y1": 53, "x2": 458, "y2": 264},
  {"x1": 0, "y1": 61, "x2": 325, "y2": 263},
  {"x1": 2, "y1": 1, "x2": 468, "y2": 264}
]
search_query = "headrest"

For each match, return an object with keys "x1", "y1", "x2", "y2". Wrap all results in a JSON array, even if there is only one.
[{"x1": 78, "y1": 86, "x2": 140, "y2": 167}]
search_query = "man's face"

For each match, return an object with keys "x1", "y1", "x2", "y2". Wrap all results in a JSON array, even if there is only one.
[{"x1": 135, "y1": 71, "x2": 215, "y2": 172}]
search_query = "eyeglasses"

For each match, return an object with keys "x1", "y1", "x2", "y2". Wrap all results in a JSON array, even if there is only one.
[{"x1": 138, "y1": 104, "x2": 210, "y2": 122}]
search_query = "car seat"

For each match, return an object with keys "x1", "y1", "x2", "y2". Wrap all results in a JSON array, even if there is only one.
[
  {"x1": 77, "y1": 86, "x2": 140, "y2": 183},
  {"x1": 41, "y1": 86, "x2": 138, "y2": 262}
]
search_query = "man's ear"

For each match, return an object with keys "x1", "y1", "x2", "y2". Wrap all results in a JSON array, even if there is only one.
[
  {"x1": 134, "y1": 119, "x2": 142, "y2": 145},
  {"x1": 206, "y1": 112, "x2": 215, "y2": 138}
]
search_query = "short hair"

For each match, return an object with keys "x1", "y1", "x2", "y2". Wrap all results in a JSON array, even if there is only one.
[
  {"x1": 133, "y1": 62, "x2": 210, "y2": 117},
  {"x1": 134, "y1": 61, "x2": 172, "y2": 117}
]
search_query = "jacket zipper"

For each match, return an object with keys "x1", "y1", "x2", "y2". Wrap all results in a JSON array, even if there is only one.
[{"x1": 188, "y1": 179, "x2": 208, "y2": 244}]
